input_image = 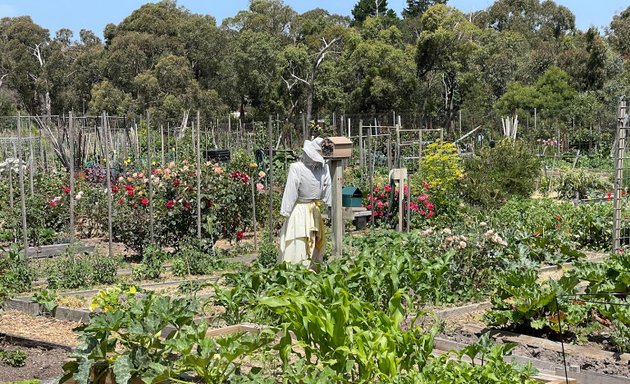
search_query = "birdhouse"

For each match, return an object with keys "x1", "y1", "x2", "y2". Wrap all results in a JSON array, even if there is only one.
[
  {"x1": 322, "y1": 136, "x2": 353, "y2": 159},
  {"x1": 342, "y1": 186, "x2": 363, "y2": 208}
]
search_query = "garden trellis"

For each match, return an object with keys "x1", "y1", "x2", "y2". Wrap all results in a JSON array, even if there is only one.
[{"x1": 613, "y1": 96, "x2": 630, "y2": 251}]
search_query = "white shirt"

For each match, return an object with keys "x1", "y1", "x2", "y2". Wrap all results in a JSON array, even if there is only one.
[{"x1": 280, "y1": 160, "x2": 332, "y2": 217}]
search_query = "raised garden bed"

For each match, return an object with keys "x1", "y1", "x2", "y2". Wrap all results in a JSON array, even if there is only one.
[{"x1": 433, "y1": 301, "x2": 630, "y2": 382}]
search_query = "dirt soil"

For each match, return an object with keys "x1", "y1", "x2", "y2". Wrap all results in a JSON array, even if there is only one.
[
  {"x1": 439, "y1": 308, "x2": 630, "y2": 378},
  {"x1": 0, "y1": 339, "x2": 68, "y2": 382},
  {"x1": 0, "y1": 310, "x2": 80, "y2": 347}
]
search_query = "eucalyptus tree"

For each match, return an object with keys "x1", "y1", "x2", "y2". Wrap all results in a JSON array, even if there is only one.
[
  {"x1": 415, "y1": 5, "x2": 480, "y2": 132},
  {"x1": 609, "y1": 5, "x2": 630, "y2": 60},
  {"x1": 0, "y1": 16, "x2": 50, "y2": 114},
  {"x1": 341, "y1": 17, "x2": 417, "y2": 113},
  {"x1": 278, "y1": 8, "x2": 348, "y2": 127}
]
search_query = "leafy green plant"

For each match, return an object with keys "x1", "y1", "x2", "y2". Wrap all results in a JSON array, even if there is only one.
[
  {"x1": 485, "y1": 265, "x2": 585, "y2": 332},
  {"x1": 132, "y1": 244, "x2": 166, "y2": 280},
  {"x1": 61, "y1": 290, "x2": 272, "y2": 383},
  {"x1": 46, "y1": 254, "x2": 93, "y2": 290},
  {"x1": 89, "y1": 285, "x2": 142, "y2": 312},
  {"x1": 0, "y1": 244, "x2": 32, "y2": 298},
  {"x1": 256, "y1": 241, "x2": 278, "y2": 268},
  {"x1": 32, "y1": 289, "x2": 59, "y2": 316},
  {"x1": 88, "y1": 254, "x2": 118, "y2": 285},
  {"x1": 171, "y1": 240, "x2": 223, "y2": 277},
  {"x1": 261, "y1": 287, "x2": 438, "y2": 382},
  {"x1": 0, "y1": 349, "x2": 27, "y2": 367},
  {"x1": 402, "y1": 334, "x2": 538, "y2": 383}
]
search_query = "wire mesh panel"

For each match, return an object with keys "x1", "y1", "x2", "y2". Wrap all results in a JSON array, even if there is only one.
[{"x1": 613, "y1": 97, "x2": 630, "y2": 251}]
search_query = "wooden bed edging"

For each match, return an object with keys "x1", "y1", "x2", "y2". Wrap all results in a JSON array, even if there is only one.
[
  {"x1": 463, "y1": 324, "x2": 630, "y2": 365},
  {"x1": 0, "y1": 330, "x2": 74, "y2": 352}
]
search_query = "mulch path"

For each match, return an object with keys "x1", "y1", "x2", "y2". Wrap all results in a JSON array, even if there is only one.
[{"x1": 0, "y1": 310, "x2": 80, "y2": 347}]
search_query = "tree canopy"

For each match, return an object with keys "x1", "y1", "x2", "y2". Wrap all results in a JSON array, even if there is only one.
[{"x1": 0, "y1": 0, "x2": 627, "y2": 141}]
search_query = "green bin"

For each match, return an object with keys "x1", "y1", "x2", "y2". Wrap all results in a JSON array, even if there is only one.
[{"x1": 342, "y1": 187, "x2": 363, "y2": 207}]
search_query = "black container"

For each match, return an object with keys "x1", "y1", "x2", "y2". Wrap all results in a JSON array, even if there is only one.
[{"x1": 203, "y1": 149, "x2": 231, "y2": 162}]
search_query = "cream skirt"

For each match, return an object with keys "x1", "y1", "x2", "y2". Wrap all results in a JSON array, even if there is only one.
[{"x1": 278, "y1": 201, "x2": 324, "y2": 267}]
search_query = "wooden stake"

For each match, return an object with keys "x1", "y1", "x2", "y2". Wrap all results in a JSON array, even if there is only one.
[
  {"x1": 160, "y1": 125, "x2": 165, "y2": 168},
  {"x1": 16, "y1": 112, "x2": 28, "y2": 255},
  {"x1": 147, "y1": 111, "x2": 154, "y2": 244},
  {"x1": 69, "y1": 112, "x2": 76, "y2": 243},
  {"x1": 250, "y1": 175, "x2": 258, "y2": 251},
  {"x1": 28, "y1": 126, "x2": 34, "y2": 199},
  {"x1": 268, "y1": 115, "x2": 273, "y2": 243},
  {"x1": 196, "y1": 111, "x2": 202, "y2": 239}
]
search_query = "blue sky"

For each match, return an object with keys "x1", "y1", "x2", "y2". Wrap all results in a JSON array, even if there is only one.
[{"x1": 0, "y1": 1, "x2": 628, "y2": 39}]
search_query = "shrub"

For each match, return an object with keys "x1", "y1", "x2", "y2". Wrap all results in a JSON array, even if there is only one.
[
  {"x1": 88, "y1": 254, "x2": 118, "y2": 285},
  {"x1": 461, "y1": 140, "x2": 540, "y2": 208},
  {"x1": 556, "y1": 168, "x2": 611, "y2": 200},
  {"x1": 171, "y1": 240, "x2": 223, "y2": 277},
  {"x1": 0, "y1": 245, "x2": 32, "y2": 296},
  {"x1": 132, "y1": 245, "x2": 167, "y2": 280},
  {"x1": 47, "y1": 255, "x2": 92, "y2": 289},
  {"x1": 416, "y1": 140, "x2": 463, "y2": 193},
  {"x1": 256, "y1": 241, "x2": 278, "y2": 268}
]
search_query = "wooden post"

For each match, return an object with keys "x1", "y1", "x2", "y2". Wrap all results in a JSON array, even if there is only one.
[
  {"x1": 396, "y1": 119, "x2": 401, "y2": 168},
  {"x1": 331, "y1": 159, "x2": 343, "y2": 258},
  {"x1": 368, "y1": 124, "x2": 374, "y2": 227},
  {"x1": 38, "y1": 123, "x2": 45, "y2": 172},
  {"x1": 147, "y1": 111, "x2": 154, "y2": 243},
  {"x1": 359, "y1": 120, "x2": 364, "y2": 170},
  {"x1": 28, "y1": 127, "x2": 34, "y2": 199},
  {"x1": 8, "y1": 145, "x2": 14, "y2": 209},
  {"x1": 160, "y1": 125, "x2": 165, "y2": 168},
  {"x1": 103, "y1": 113, "x2": 114, "y2": 259},
  {"x1": 268, "y1": 115, "x2": 274, "y2": 243},
  {"x1": 347, "y1": 118, "x2": 351, "y2": 138},
  {"x1": 196, "y1": 111, "x2": 202, "y2": 239},
  {"x1": 69, "y1": 112, "x2": 76, "y2": 243},
  {"x1": 387, "y1": 134, "x2": 392, "y2": 170},
  {"x1": 16, "y1": 112, "x2": 28, "y2": 255}
]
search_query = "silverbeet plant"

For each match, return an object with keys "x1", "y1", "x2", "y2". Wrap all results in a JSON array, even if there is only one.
[{"x1": 60, "y1": 290, "x2": 272, "y2": 383}]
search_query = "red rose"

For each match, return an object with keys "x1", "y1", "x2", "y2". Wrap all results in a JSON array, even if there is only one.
[
  {"x1": 127, "y1": 189, "x2": 135, "y2": 196},
  {"x1": 49, "y1": 200, "x2": 56, "y2": 207},
  {"x1": 166, "y1": 200, "x2": 175, "y2": 209},
  {"x1": 173, "y1": 179, "x2": 180, "y2": 188},
  {"x1": 111, "y1": 185, "x2": 119, "y2": 193},
  {"x1": 140, "y1": 198, "x2": 149, "y2": 206},
  {"x1": 62, "y1": 186, "x2": 70, "y2": 194},
  {"x1": 236, "y1": 230, "x2": 245, "y2": 241},
  {"x1": 183, "y1": 201, "x2": 192, "y2": 210},
  {"x1": 118, "y1": 198, "x2": 124, "y2": 205}
]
